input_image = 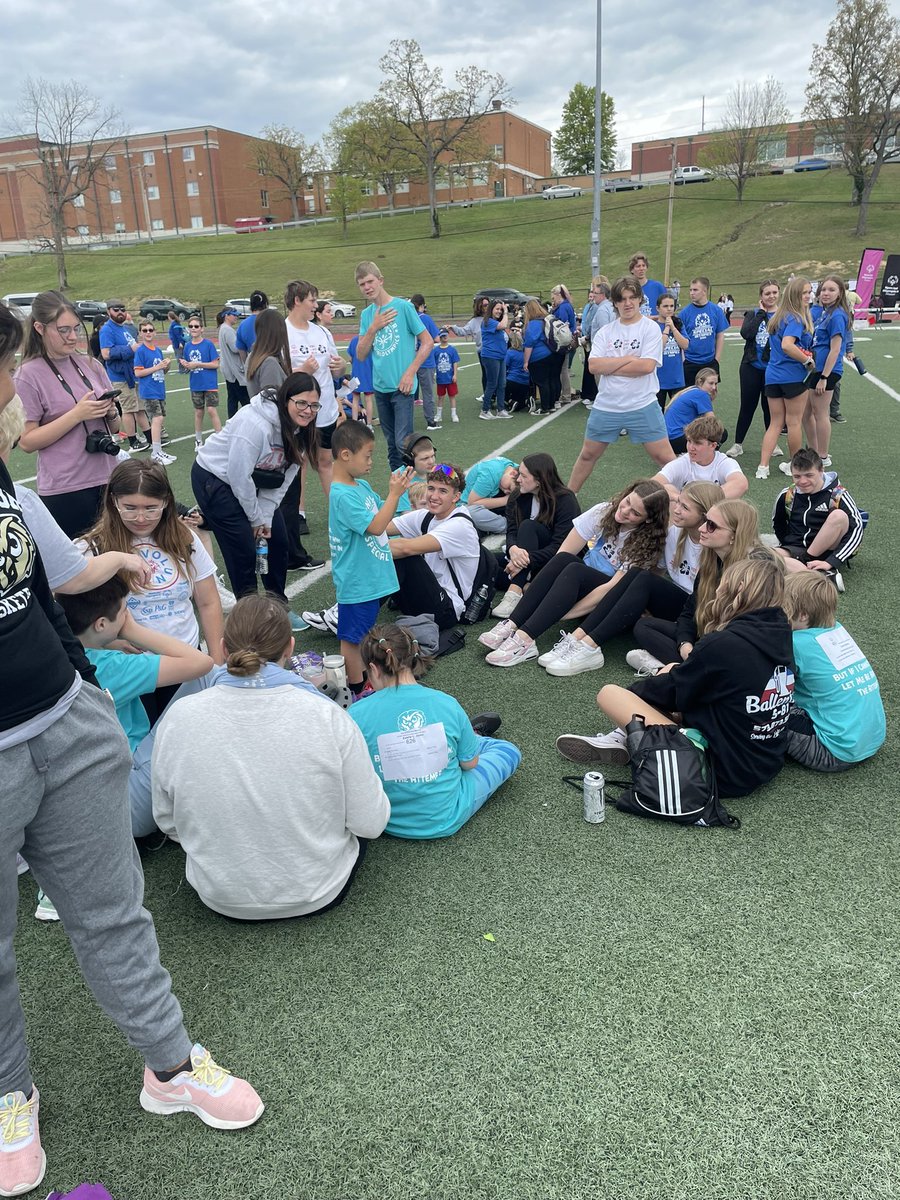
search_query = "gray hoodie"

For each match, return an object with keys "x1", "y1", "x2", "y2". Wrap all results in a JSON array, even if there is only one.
[{"x1": 195, "y1": 391, "x2": 299, "y2": 527}]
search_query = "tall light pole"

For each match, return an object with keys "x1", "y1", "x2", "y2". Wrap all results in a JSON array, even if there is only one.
[{"x1": 590, "y1": 0, "x2": 602, "y2": 271}]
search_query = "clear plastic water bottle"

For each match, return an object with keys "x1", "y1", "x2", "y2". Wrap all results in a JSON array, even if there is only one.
[
  {"x1": 465, "y1": 583, "x2": 490, "y2": 623},
  {"x1": 255, "y1": 536, "x2": 268, "y2": 576}
]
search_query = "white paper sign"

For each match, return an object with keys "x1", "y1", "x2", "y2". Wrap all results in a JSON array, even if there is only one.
[
  {"x1": 377, "y1": 722, "x2": 449, "y2": 782},
  {"x1": 816, "y1": 626, "x2": 863, "y2": 672}
]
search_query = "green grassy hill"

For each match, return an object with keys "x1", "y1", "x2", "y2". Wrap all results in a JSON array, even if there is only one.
[{"x1": 1, "y1": 169, "x2": 897, "y2": 317}]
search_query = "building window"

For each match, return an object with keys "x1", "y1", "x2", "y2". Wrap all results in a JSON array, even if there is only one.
[
  {"x1": 191, "y1": 215, "x2": 204, "y2": 229},
  {"x1": 143, "y1": 151, "x2": 155, "y2": 166},
  {"x1": 814, "y1": 133, "x2": 842, "y2": 156},
  {"x1": 305, "y1": 196, "x2": 316, "y2": 212},
  {"x1": 260, "y1": 189, "x2": 269, "y2": 207},
  {"x1": 759, "y1": 138, "x2": 786, "y2": 162},
  {"x1": 77, "y1": 225, "x2": 90, "y2": 236},
  {"x1": 361, "y1": 182, "x2": 373, "y2": 197},
  {"x1": 109, "y1": 189, "x2": 122, "y2": 204},
  {"x1": 103, "y1": 155, "x2": 116, "y2": 171},
  {"x1": 435, "y1": 175, "x2": 449, "y2": 190},
  {"x1": 306, "y1": 175, "x2": 314, "y2": 186},
  {"x1": 493, "y1": 144, "x2": 503, "y2": 156},
  {"x1": 186, "y1": 182, "x2": 199, "y2": 197},
  {"x1": 73, "y1": 194, "x2": 85, "y2": 208},
  {"x1": 395, "y1": 178, "x2": 409, "y2": 194},
  {"x1": 182, "y1": 146, "x2": 195, "y2": 162},
  {"x1": 147, "y1": 186, "x2": 160, "y2": 201},
  {"x1": 472, "y1": 168, "x2": 488, "y2": 186},
  {"x1": 150, "y1": 219, "x2": 164, "y2": 231},
  {"x1": 114, "y1": 221, "x2": 126, "y2": 233}
]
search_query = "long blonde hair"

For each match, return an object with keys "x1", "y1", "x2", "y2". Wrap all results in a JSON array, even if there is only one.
[
  {"x1": 693, "y1": 499, "x2": 766, "y2": 637},
  {"x1": 768, "y1": 276, "x2": 813, "y2": 336},
  {"x1": 708, "y1": 557, "x2": 786, "y2": 632},
  {"x1": 670, "y1": 481, "x2": 723, "y2": 580}
]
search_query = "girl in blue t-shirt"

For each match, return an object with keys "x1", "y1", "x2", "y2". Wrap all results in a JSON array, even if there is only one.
[
  {"x1": 480, "y1": 300, "x2": 510, "y2": 419},
  {"x1": 350, "y1": 624, "x2": 522, "y2": 839},
  {"x1": 663, "y1": 368, "x2": 721, "y2": 452},
  {"x1": 756, "y1": 277, "x2": 815, "y2": 480},
  {"x1": 806, "y1": 274, "x2": 851, "y2": 466},
  {"x1": 653, "y1": 292, "x2": 688, "y2": 406}
]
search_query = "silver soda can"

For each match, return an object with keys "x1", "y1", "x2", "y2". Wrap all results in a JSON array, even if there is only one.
[{"x1": 583, "y1": 771, "x2": 606, "y2": 823}]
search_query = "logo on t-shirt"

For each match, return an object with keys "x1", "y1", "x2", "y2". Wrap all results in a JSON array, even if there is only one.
[
  {"x1": 373, "y1": 323, "x2": 400, "y2": 358},
  {"x1": 0, "y1": 501, "x2": 36, "y2": 607},
  {"x1": 134, "y1": 542, "x2": 182, "y2": 591},
  {"x1": 398, "y1": 708, "x2": 426, "y2": 731},
  {"x1": 745, "y1": 665, "x2": 794, "y2": 736},
  {"x1": 691, "y1": 313, "x2": 713, "y2": 342}
]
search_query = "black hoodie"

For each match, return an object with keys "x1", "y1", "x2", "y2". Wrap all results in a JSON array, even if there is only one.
[{"x1": 632, "y1": 606, "x2": 794, "y2": 798}]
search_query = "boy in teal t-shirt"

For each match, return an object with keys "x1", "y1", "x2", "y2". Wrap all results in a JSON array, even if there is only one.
[
  {"x1": 782, "y1": 573, "x2": 885, "y2": 770},
  {"x1": 461, "y1": 457, "x2": 518, "y2": 534},
  {"x1": 328, "y1": 422, "x2": 411, "y2": 695}
]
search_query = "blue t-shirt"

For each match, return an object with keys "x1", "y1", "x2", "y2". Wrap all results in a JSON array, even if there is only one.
[
  {"x1": 435, "y1": 343, "x2": 460, "y2": 385},
  {"x1": 524, "y1": 318, "x2": 551, "y2": 363},
  {"x1": 328, "y1": 479, "x2": 398, "y2": 604},
  {"x1": 656, "y1": 327, "x2": 685, "y2": 390},
  {"x1": 813, "y1": 307, "x2": 849, "y2": 376},
  {"x1": 347, "y1": 334, "x2": 374, "y2": 394},
  {"x1": 461, "y1": 457, "x2": 517, "y2": 504},
  {"x1": 639, "y1": 279, "x2": 667, "y2": 316},
  {"x1": 480, "y1": 318, "x2": 508, "y2": 361},
  {"x1": 505, "y1": 347, "x2": 529, "y2": 385},
  {"x1": 664, "y1": 386, "x2": 714, "y2": 439},
  {"x1": 184, "y1": 338, "x2": 219, "y2": 391},
  {"x1": 168, "y1": 320, "x2": 185, "y2": 351},
  {"x1": 678, "y1": 302, "x2": 728, "y2": 363},
  {"x1": 554, "y1": 299, "x2": 577, "y2": 332},
  {"x1": 359, "y1": 298, "x2": 426, "y2": 395},
  {"x1": 765, "y1": 316, "x2": 813, "y2": 385},
  {"x1": 235, "y1": 314, "x2": 257, "y2": 355},
  {"x1": 85, "y1": 647, "x2": 161, "y2": 751},
  {"x1": 349, "y1": 682, "x2": 480, "y2": 839},
  {"x1": 99, "y1": 320, "x2": 136, "y2": 386},
  {"x1": 417, "y1": 312, "x2": 440, "y2": 370},
  {"x1": 791, "y1": 623, "x2": 885, "y2": 762},
  {"x1": 133, "y1": 343, "x2": 167, "y2": 401}
]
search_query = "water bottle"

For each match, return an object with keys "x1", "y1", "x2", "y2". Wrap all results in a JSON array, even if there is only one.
[
  {"x1": 465, "y1": 583, "x2": 490, "y2": 623},
  {"x1": 853, "y1": 356, "x2": 867, "y2": 376},
  {"x1": 255, "y1": 536, "x2": 268, "y2": 576}
]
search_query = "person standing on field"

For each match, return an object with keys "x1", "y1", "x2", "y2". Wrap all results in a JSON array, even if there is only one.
[{"x1": 217, "y1": 308, "x2": 249, "y2": 418}]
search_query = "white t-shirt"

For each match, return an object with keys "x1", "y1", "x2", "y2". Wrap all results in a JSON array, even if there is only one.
[
  {"x1": 590, "y1": 316, "x2": 662, "y2": 412},
  {"x1": 15, "y1": 485, "x2": 88, "y2": 590},
  {"x1": 392, "y1": 509, "x2": 480, "y2": 618},
  {"x1": 660, "y1": 451, "x2": 742, "y2": 490},
  {"x1": 285, "y1": 319, "x2": 339, "y2": 427},
  {"x1": 664, "y1": 524, "x2": 703, "y2": 593},
  {"x1": 572, "y1": 502, "x2": 630, "y2": 575}
]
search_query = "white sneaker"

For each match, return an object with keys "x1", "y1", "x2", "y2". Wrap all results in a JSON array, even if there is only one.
[
  {"x1": 151, "y1": 451, "x2": 177, "y2": 466},
  {"x1": 537, "y1": 630, "x2": 577, "y2": 667},
  {"x1": 478, "y1": 619, "x2": 516, "y2": 650},
  {"x1": 301, "y1": 604, "x2": 339, "y2": 635},
  {"x1": 556, "y1": 728, "x2": 629, "y2": 765},
  {"x1": 822, "y1": 455, "x2": 832, "y2": 467},
  {"x1": 545, "y1": 640, "x2": 605, "y2": 677},
  {"x1": 490, "y1": 590, "x2": 520, "y2": 619},
  {"x1": 779, "y1": 461, "x2": 793, "y2": 476},
  {"x1": 474, "y1": 394, "x2": 484, "y2": 403},
  {"x1": 496, "y1": 408, "x2": 513, "y2": 419},
  {"x1": 478, "y1": 411, "x2": 495, "y2": 420},
  {"x1": 215, "y1": 574, "x2": 237, "y2": 613},
  {"x1": 16, "y1": 853, "x2": 29, "y2": 875},
  {"x1": 772, "y1": 444, "x2": 784, "y2": 457},
  {"x1": 485, "y1": 634, "x2": 538, "y2": 667},
  {"x1": 194, "y1": 439, "x2": 203, "y2": 454},
  {"x1": 435, "y1": 410, "x2": 443, "y2": 424},
  {"x1": 755, "y1": 465, "x2": 769, "y2": 479},
  {"x1": 625, "y1": 648, "x2": 665, "y2": 677},
  {"x1": 451, "y1": 411, "x2": 460, "y2": 423},
  {"x1": 34, "y1": 891, "x2": 59, "y2": 922},
  {"x1": 725, "y1": 443, "x2": 743, "y2": 458}
]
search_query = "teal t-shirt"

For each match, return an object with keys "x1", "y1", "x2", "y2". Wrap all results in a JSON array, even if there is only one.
[
  {"x1": 792, "y1": 622, "x2": 885, "y2": 762},
  {"x1": 359, "y1": 298, "x2": 425, "y2": 395},
  {"x1": 328, "y1": 479, "x2": 398, "y2": 604},
  {"x1": 85, "y1": 647, "x2": 161, "y2": 751},
  {"x1": 349, "y1": 682, "x2": 479, "y2": 839},
  {"x1": 461, "y1": 457, "x2": 517, "y2": 504}
]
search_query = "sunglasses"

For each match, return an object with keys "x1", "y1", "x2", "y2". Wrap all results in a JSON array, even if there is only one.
[
  {"x1": 108, "y1": 307, "x2": 126, "y2": 313},
  {"x1": 433, "y1": 463, "x2": 460, "y2": 482},
  {"x1": 702, "y1": 516, "x2": 724, "y2": 533},
  {"x1": 187, "y1": 324, "x2": 202, "y2": 330}
]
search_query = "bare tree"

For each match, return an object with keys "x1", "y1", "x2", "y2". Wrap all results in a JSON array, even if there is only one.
[
  {"x1": 376, "y1": 39, "x2": 511, "y2": 238},
  {"x1": 698, "y1": 77, "x2": 790, "y2": 201},
  {"x1": 327, "y1": 102, "x2": 417, "y2": 212},
  {"x1": 804, "y1": 0, "x2": 900, "y2": 236},
  {"x1": 252, "y1": 125, "x2": 325, "y2": 223},
  {"x1": 9, "y1": 78, "x2": 121, "y2": 288}
]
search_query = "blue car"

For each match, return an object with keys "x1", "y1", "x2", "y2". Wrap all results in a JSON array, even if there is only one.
[{"x1": 793, "y1": 157, "x2": 832, "y2": 172}]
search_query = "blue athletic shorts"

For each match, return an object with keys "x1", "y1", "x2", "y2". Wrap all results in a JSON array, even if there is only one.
[
  {"x1": 337, "y1": 598, "x2": 382, "y2": 645},
  {"x1": 585, "y1": 400, "x2": 669, "y2": 445}
]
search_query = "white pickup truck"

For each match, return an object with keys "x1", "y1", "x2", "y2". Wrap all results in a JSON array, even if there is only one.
[{"x1": 674, "y1": 165, "x2": 712, "y2": 184}]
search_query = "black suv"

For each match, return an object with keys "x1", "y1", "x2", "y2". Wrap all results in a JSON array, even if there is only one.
[
  {"x1": 139, "y1": 297, "x2": 200, "y2": 321},
  {"x1": 73, "y1": 300, "x2": 109, "y2": 321}
]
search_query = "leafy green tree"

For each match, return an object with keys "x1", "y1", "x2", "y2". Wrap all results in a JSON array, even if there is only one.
[
  {"x1": 553, "y1": 83, "x2": 616, "y2": 175},
  {"x1": 327, "y1": 102, "x2": 417, "y2": 212},
  {"x1": 326, "y1": 172, "x2": 366, "y2": 237}
]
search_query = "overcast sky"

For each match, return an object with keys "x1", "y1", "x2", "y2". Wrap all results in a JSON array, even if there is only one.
[{"x1": 1, "y1": 2, "x2": 838, "y2": 160}]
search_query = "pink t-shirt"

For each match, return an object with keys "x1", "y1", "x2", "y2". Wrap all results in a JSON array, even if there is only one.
[{"x1": 16, "y1": 355, "x2": 116, "y2": 496}]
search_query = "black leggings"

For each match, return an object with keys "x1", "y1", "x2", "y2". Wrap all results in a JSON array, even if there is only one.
[
  {"x1": 581, "y1": 354, "x2": 598, "y2": 403},
  {"x1": 633, "y1": 616, "x2": 681, "y2": 663},
  {"x1": 509, "y1": 552, "x2": 611, "y2": 639},
  {"x1": 734, "y1": 362, "x2": 771, "y2": 444},
  {"x1": 580, "y1": 569, "x2": 687, "y2": 644},
  {"x1": 505, "y1": 519, "x2": 553, "y2": 589},
  {"x1": 505, "y1": 380, "x2": 532, "y2": 411},
  {"x1": 393, "y1": 556, "x2": 458, "y2": 630},
  {"x1": 528, "y1": 356, "x2": 561, "y2": 413}
]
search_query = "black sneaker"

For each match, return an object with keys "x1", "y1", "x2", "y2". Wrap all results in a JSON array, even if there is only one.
[
  {"x1": 287, "y1": 556, "x2": 325, "y2": 571},
  {"x1": 470, "y1": 712, "x2": 502, "y2": 737},
  {"x1": 830, "y1": 412, "x2": 847, "y2": 423},
  {"x1": 426, "y1": 421, "x2": 442, "y2": 431},
  {"x1": 131, "y1": 436, "x2": 151, "y2": 451}
]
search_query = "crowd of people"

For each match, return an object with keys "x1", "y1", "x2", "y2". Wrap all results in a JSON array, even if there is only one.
[{"x1": 0, "y1": 250, "x2": 885, "y2": 1196}]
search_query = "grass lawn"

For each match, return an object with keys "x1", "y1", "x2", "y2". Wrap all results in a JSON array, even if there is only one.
[
  {"x1": 10, "y1": 328, "x2": 900, "y2": 1199},
  {"x1": 1, "y1": 169, "x2": 898, "y2": 318}
]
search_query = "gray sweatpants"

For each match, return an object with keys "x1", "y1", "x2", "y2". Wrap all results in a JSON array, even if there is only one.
[{"x1": 2, "y1": 683, "x2": 192, "y2": 1096}]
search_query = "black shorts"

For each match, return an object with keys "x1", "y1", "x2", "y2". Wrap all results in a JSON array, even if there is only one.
[
  {"x1": 779, "y1": 543, "x2": 810, "y2": 563},
  {"x1": 806, "y1": 371, "x2": 842, "y2": 391},
  {"x1": 765, "y1": 381, "x2": 808, "y2": 400},
  {"x1": 316, "y1": 420, "x2": 337, "y2": 450}
]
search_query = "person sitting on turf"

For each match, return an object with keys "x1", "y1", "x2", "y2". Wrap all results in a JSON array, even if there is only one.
[
  {"x1": 556, "y1": 556, "x2": 793, "y2": 800},
  {"x1": 652, "y1": 413, "x2": 748, "y2": 500},
  {"x1": 781, "y1": 572, "x2": 885, "y2": 773},
  {"x1": 662, "y1": 368, "x2": 727, "y2": 454},
  {"x1": 460, "y1": 456, "x2": 519, "y2": 534},
  {"x1": 395, "y1": 431, "x2": 437, "y2": 515},
  {"x1": 349, "y1": 622, "x2": 522, "y2": 839},
  {"x1": 772, "y1": 447, "x2": 864, "y2": 588}
]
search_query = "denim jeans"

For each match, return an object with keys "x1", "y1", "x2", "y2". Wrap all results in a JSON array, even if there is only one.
[
  {"x1": 482, "y1": 357, "x2": 507, "y2": 411},
  {"x1": 375, "y1": 389, "x2": 415, "y2": 470}
]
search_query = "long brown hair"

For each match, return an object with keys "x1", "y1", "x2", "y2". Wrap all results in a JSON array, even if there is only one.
[
  {"x1": 598, "y1": 479, "x2": 669, "y2": 572},
  {"x1": 245, "y1": 307, "x2": 291, "y2": 385},
  {"x1": 818, "y1": 273, "x2": 852, "y2": 319},
  {"x1": 85, "y1": 460, "x2": 196, "y2": 578},
  {"x1": 693, "y1": 499, "x2": 772, "y2": 636},
  {"x1": 223, "y1": 594, "x2": 293, "y2": 676},
  {"x1": 22, "y1": 290, "x2": 81, "y2": 362},
  {"x1": 768, "y1": 276, "x2": 813, "y2": 336},
  {"x1": 508, "y1": 452, "x2": 571, "y2": 530},
  {"x1": 277, "y1": 372, "x2": 321, "y2": 467}
]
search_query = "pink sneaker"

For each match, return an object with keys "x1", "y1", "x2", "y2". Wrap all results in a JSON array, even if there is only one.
[
  {"x1": 485, "y1": 634, "x2": 538, "y2": 667},
  {"x1": 139, "y1": 1045, "x2": 264, "y2": 1130},
  {"x1": 0, "y1": 1087, "x2": 46, "y2": 1198},
  {"x1": 477, "y1": 619, "x2": 516, "y2": 650}
]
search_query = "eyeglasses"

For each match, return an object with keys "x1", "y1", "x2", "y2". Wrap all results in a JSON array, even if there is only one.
[
  {"x1": 702, "y1": 516, "x2": 723, "y2": 533},
  {"x1": 53, "y1": 324, "x2": 84, "y2": 338},
  {"x1": 116, "y1": 502, "x2": 166, "y2": 518},
  {"x1": 289, "y1": 397, "x2": 320, "y2": 412}
]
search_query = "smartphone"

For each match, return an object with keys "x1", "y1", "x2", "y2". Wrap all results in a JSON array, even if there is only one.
[{"x1": 98, "y1": 389, "x2": 122, "y2": 401}]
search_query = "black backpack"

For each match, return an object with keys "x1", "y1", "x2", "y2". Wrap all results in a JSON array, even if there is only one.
[
  {"x1": 608, "y1": 717, "x2": 740, "y2": 829},
  {"x1": 421, "y1": 509, "x2": 499, "y2": 624}
]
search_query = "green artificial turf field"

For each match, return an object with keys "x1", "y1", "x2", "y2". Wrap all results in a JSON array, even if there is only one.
[{"x1": 10, "y1": 327, "x2": 900, "y2": 1199}]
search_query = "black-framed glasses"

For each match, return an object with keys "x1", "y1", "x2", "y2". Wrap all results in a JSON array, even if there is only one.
[
  {"x1": 702, "y1": 516, "x2": 723, "y2": 533},
  {"x1": 289, "y1": 397, "x2": 320, "y2": 412}
]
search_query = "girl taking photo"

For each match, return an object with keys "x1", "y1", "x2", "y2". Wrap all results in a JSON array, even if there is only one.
[{"x1": 756, "y1": 277, "x2": 814, "y2": 479}]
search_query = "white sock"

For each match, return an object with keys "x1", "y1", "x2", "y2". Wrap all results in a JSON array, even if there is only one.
[{"x1": 152, "y1": 441, "x2": 162, "y2": 456}]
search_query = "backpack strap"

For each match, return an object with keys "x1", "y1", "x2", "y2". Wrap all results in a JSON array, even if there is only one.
[{"x1": 418, "y1": 508, "x2": 472, "y2": 602}]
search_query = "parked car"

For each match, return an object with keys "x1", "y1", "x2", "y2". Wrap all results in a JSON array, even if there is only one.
[
  {"x1": 542, "y1": 185, "x2": 583, "y2": 199},
  {"x1": 233, "y1": 216, "x2": 276, "y2": 233},
  {"x1": 602, "y1": 177, "x2": 644, "y2": 192},
  {"x1": 674, "y1": 166, "x2": 712, "y2": 185},
  {"x1": 326, "y1": 300, "x2": 357, "y2": 318},
  {"x1": 225, "y1": 297, "x2": 253, "y2": 316},
  {"x1": 1, "y1": 291, "x2": 42, "y2": 319},
  {"x1": 139, "y1": 298, "x2": 200, "y2": 321},
  {"x1": 73, "y1": 300, "x2": 109, "y2": 321},
  {"x1": 793, "y1": 158, "x2": 832, "y2": 172},
  {"x1": 473, "y1": 288, "x2": 535, "y2": 306}
]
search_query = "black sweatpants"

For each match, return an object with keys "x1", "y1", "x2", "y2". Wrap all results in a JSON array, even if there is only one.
[
  {"x1": 683, "y1": 359, "x2": 719, "y2": 387},
  {"x1": 580, "y1": 568, "x2": 687, "y2": 644},
  {"x1": 505, "y1": 519, "x2": 553, "y2": 589},
  {"x1": 393, "y1": 556, "x2": 458, "y2": 630},
  {"x1": 734, "y1": 362, "x2": 771, "y2": 445},
  {"x1": 632, "y1": 615, "x2": 681, "y2": 664},
  {"x1": 41, "y1": 485, "x2": 106, "y2": 540},
  {"x1": 528, "y1": 356, "x2": 561, "y2": 413}
]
